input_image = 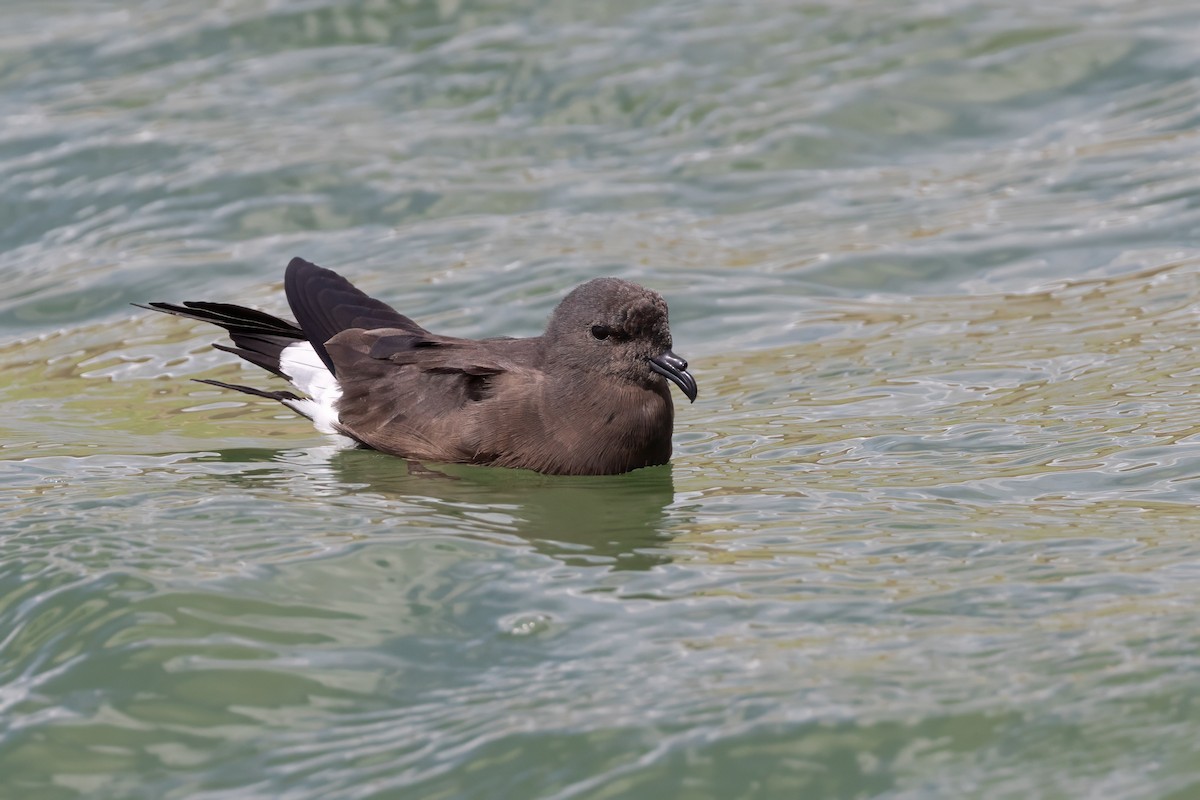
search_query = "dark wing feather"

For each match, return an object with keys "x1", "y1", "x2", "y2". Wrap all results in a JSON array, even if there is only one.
[
  {"x1": 135, "y1": 301, "x2": 304, "y2": 379},
  {"x1": 360, "y1": 333, "x2": 512, "y2": 377},
  {"x1": 178, "y1": 301, "x2": 304, "y2": 335},
  {"x1": 284, "y1": 257, "x2": 428, "y2": 375},
  {"x1": 194, "y1": 378, "x2": 301, "y2": 402},
  {"x1": 135, "y1": 301, "x2": 303, "y2": 337},
  {"x1": 324, "y1": 328, "x2": 535, "y2": 461},
  {"x1": 213, "y1": 339, "x2": 297, "y2": 378}
]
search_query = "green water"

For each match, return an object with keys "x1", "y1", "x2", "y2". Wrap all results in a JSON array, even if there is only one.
[{"x1": 4, "y1": 1, "x2": 1200, "y2": 797}]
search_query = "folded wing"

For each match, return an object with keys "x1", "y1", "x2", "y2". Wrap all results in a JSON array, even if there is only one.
[{"x1": 325, "y1": 327, "x2": 542, "y2": 461}]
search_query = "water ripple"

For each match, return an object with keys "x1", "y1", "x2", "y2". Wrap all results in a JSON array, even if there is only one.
[{"x1": 6, "y1": 0, "x2": 1200, "y2": 797}]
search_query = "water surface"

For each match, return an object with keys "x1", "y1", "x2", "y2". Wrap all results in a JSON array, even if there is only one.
[{"x1": 4, "y1": 1, "x2": 1200, "y2": 797}]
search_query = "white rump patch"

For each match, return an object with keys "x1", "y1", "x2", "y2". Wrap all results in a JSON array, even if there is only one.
[{"x1": 278, "y1": 341, "x2": 343, "y2": 436}]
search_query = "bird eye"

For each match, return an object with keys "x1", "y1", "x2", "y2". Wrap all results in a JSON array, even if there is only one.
[{"x1": 591, "y1": 325, "x2": 611, "y2": 341}]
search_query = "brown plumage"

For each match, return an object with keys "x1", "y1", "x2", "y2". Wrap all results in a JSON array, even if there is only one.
[{"x1": 140, "y1": 257, "x2": 698, "y2": 476}]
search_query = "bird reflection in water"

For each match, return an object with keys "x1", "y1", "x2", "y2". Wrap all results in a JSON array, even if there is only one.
[{"x1": 192, "y1": 446, "x2": 679, "y2": 571}]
